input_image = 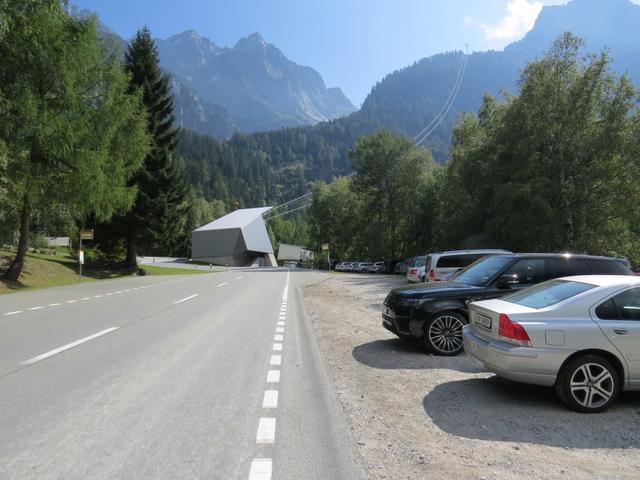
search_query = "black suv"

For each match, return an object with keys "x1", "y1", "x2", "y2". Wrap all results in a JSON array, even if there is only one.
[{"x1": 382, "y1": 253, "x2": 632, "y2": 356}]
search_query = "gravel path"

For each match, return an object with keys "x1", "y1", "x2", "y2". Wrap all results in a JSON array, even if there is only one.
[{"x1": 304, "y1": 273, "x2": 640, "y2": 480}]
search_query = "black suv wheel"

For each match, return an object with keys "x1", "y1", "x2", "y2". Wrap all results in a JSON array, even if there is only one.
[
  {"x1": 555, "y1": 354, "x2": 619, "y2": 413},
  {"x1": 423, "y1": 311, "x2": 466, "y2": 356}
]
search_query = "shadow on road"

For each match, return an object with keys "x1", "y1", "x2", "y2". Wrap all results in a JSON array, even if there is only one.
[
  {"x1": 352, "y1": 338, "x2": 483, "y2": 373},
  {"x1": 423, "y1": 376, "x2": 640, "y2": 448}
]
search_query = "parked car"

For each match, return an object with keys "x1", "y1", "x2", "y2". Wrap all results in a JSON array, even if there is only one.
[
  {"x1": 334, "y1": 262, "x2": 347, "y2": 271},
  {"x1": 394, "y1": 261, "x2": 408, "y2": 275},
  {"x1": 359, "y1": 262, "x2": 376, "y2": 273},
  {"x1": 425, "y1": 249, "x2": 511, "y2": 282},
  {"x1": 373, "y1": 261, "x2": 385, "y2": 273},
  {"x1": 406, "y1": 256, "x2": 428, "y2": 283},
  {"x1": 382, "y1": 253, "x2": 633, "y2": 356},
  {"x1": 464, "y1": 275, "x2": 640, "y2": 413}
]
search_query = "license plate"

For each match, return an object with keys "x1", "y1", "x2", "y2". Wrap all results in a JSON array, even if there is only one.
[{"x1": 476, "y1": 313, "x2": 492, "y2": 329}]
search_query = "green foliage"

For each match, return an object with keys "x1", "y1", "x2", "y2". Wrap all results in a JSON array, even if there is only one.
[
  {"x1": 100, "y1": 27, "x2": 190, "y2": 265},
  {"x1": 309, "y1": 131, "x2": 438, "y2": 261},
  {"x1": 442, "y1": 33, "x2": 640, "y2": 263},
  {"x1": 0, "y1": 0, "x2": 149, "y2": 280}
]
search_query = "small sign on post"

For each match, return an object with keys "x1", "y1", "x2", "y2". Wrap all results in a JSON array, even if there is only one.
[
  {"x1": 321, "y1": 243, "x2": 329, "y2": 251},
  {"x1": 78, "y1": 228, "x2": 94, "y2": 281},
  {"x1": 80, "y1": 229, "x2": 94, "y2": 240}
]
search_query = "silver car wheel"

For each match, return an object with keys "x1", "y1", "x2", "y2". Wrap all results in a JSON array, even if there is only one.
[
  {"x1": 428, "y1": 315, "x2": 464, "y2": 353},
  {"x1": 569, "y1": 363, "x2": 614, "y2": 409}
]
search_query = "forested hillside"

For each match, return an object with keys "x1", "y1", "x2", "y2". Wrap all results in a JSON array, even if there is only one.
[{"x1": 176, "y1": 0, "x2": 640, "y2": 207}]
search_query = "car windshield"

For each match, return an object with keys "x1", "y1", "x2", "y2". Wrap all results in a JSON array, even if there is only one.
[
  {"x1": 412, "y1": 257, "x2": 426, "y2": 267},
  {"x1": 448, "y1": 256, "x2": 513, "y2": 286},
  {"x1": 505, "y1": 279, "x2": 596, "y2": 309}
]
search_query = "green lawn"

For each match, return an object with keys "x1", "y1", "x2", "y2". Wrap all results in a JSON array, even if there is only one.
[
  {"x1": 0, "y1": 250, "x2": 211, "y2": 294},
  {"x1": 138, "y1": 264, "x2": 212, "y2": 276}
]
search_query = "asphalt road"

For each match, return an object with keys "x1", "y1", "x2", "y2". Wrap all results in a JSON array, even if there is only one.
[{"x1": 0, "y1": 269, "x2": 362, "y2": 480}]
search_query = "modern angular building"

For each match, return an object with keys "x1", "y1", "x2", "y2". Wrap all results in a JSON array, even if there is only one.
[{"x1": 191, "y1": 207, "x2": 277, "y2": 267}]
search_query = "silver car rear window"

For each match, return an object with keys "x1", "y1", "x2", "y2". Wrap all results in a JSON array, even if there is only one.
[{"x1": 505, "y1": 279, "x2": 596, "y2": 309}]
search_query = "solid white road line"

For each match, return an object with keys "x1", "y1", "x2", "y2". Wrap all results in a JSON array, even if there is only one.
[
  {"x1": 248, "y1": 458, "x2": 272, "y2": 480},
  {"x1": 217, "y1": 282, "x2": 228, "y2": 287},
  {"x1": 174, "y1": 294, "x2": 199, "y2": 305},
  {"x1": 276, "y1": 327, "x2": 284, "y2": 333},
  {"x1": 256, "y1": 417, "x2": 276, "y2": 444},
  {"x1": 262, "y1": 390, "x2": 279, "y2": 409},
  {"x1": 272, "y1": 343, "x2": 283, "y2": 352},
  {"x1": 270, "y1": 354, "x2": 282, "y2": 366},
  {"x1": 28, "y1": 307, "x2": 44, "y2": 311},
  {"x1": 266, "y1": 370, "x2": 280, "y2": 383},
  {"x1": 20, "y1": 327, "x2": 119, "y2": 366},
  {"x1": 274, "y1": 334, "x2": 283, "y2": 341},
  {"x1": 4, "y1": 311, "x2": 22, "y2": 316}
]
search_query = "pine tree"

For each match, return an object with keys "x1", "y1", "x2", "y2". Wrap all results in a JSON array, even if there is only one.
[
  {"x1": 0, "y1": 1, "x2": 149, "y2": 282},
  {"x1": 111, "y1": 27, "x2": 190, "y2": 267}
]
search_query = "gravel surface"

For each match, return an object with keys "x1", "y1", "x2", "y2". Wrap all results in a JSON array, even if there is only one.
[{"x1": 303, "y1": 273, "x2": 640, "y2": 480}]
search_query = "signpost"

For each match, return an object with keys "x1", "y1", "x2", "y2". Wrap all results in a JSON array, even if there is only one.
[
  {"x1": 321, "y1": 243, "x2": 330, "y2": 270},
  {"x1": 78, "y1": 229, "x2": 94, "y2": 280}
]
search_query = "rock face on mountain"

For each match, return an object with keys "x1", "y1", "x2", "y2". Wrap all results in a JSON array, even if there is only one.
[{"x1": 156, "y1": 31, "x2": 356, "y2": 134}]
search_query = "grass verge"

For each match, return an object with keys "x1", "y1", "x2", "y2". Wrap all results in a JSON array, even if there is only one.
[{"x1": 0, "y1": 250, "x2": 211, "y2": 295}]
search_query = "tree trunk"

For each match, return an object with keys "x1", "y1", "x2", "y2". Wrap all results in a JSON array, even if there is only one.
[
  {"x1": 125, "y1": 228, "x2": 138, "y2": 270},
  {"x1": 3, "y1": 194, "x2": 31, "y2": 282}
]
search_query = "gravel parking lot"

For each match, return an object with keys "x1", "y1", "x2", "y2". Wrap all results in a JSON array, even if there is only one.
[{"x1": 303, "y1": 273, "x2": 640, "y2": 480}]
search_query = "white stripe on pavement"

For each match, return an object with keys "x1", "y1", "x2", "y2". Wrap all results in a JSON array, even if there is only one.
[
  {"x1": 28, "y1": 306, "x2": 44, "y2": 311},
  {"x1": 20, "y1": 327, "x2": 119, "y2": 366},
  {"x1": 272, "y1": 343, "x2": 283, "y2": 352},
  {"x1": 275, "y1": 327, "x2": 284, "y2": 333},
  {"x1": 256, "y1": 417, "x2": 276, "y2": 444},
  {"x1": 217, "y1": 282, "x2": 228, "y2": 287},
  {"x1": 274, "y1": 334, "x2": 283, "y2": 341},
  {"x1": 173, "y1": 294, "x2": 199, "y2": 305},
  {"x1": 248, "y1": 458, "x2": 272, "y2": 480},
  {"x1": 270, "y1": 354, "x2": 281, "y2": 366},
  {"x1": 262, "y1": 390, "x2": 279, "y2": 409},
  {"x1": 266, "y1": 370, "x2": 280, "y2": 383},
  {"x1": 4, "y1": 311, "x2": 22, "y2": 316}
]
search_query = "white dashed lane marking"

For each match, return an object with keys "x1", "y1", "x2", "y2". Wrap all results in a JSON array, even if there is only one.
[
  {"x1": 270, "y1": 355, "x2": 282, "y2": 366},
  {"x1": 256, "y1": 417, "x2": 276, "y2": 444},
  {"x1": 275, "y1": 327, "x2": 284, "y2": 333},
  {"x1": 4, "y1": 311, "x2": 22, "y2": 316},
  {"x1": 272, "y1": 343, "x2": 283, "y2": 352},
  {"x1": 274, "y1": 334, "x2": 283, "y2": 341},
  {"x1": 248, "y1": 458, "x2": 272, "y2": 480},
  {"x1": 173, "y1": 294, "x2": 199, "y2": 305},
  {"x1": 266, "y1": 370, "x2": 280, "y2": 383},
  {"x1": 20, "y1": 327, "x2": 119, "y2": 366},
  {"x1": 262, "y1": 390, "x2": 278, "y2": 409}
]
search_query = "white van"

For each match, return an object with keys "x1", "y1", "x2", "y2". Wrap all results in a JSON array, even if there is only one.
[{"x1": 425, "y1": 249, "x2": 511, "y2": 282}]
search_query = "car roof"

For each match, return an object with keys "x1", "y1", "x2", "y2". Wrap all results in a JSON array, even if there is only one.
[
  {"x1": 557, "y1": 275, "x2": 640, "y2": 288},
  {"x1": 489, "y1": 253, "x2": 627, "y2": 261},
  {"x1": 430, "y1": 249, "x2": 510, "y2": 256}
]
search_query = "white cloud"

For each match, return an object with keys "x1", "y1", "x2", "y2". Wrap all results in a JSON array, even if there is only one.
[{"x1": 467, "y1": 0, "x2": 568, "y2": 41}]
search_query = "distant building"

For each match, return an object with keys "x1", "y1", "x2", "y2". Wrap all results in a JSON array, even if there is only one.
[
  {"x1": 46, "y1": 237, "x2": 70, "y2": 247},
  {"x1": 191, "y1": 207, "x2": 277, "y2": 267},
  {"x1": 277, "y1": 243, "x2": 315, "y2": 263}
]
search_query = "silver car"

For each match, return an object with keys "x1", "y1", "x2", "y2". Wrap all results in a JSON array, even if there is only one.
[{"x1": 463, "y1": 275, "x2": 640, "y2": 412}]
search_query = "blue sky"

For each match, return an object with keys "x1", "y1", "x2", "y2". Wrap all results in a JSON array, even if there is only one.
[{"x1": 72, "y1": 0, "x2": 624, "y2": 106}]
